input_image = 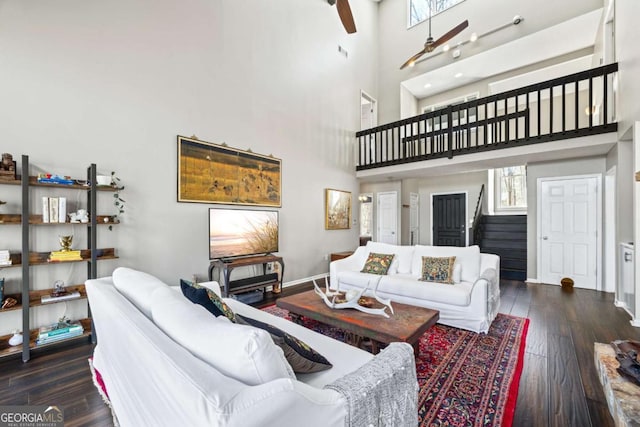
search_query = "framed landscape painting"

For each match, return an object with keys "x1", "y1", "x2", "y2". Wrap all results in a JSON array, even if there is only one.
[
  {"x1": 178, "y1": 135, "x2": 281, "y2": 207},
  {"x1": 325, "y1": 188, "x2": 351, "y2": 230}
]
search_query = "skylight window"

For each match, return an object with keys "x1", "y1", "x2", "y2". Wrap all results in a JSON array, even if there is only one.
[{"x1": 408, "y1": 0, "x2": 465, "y2": 28}]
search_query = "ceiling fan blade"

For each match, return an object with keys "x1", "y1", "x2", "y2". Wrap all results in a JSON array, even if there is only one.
[
  {"x1": 336, "y1": 0, "x2": 357, "y2": 34},
  {"x1": 400, "y1": 49, "x2": 427, "y2": 70},
  {"x1": 431, "y1": 20, "x2": 469, "y2": 50}
]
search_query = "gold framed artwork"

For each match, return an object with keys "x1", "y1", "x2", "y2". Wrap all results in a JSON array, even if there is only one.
[
  {"x1": 325, "y1": 188, "x2": 351, "y2": 230},
  {"x1": 178, "y1": 135, "x2": 281, "y2": 207}
]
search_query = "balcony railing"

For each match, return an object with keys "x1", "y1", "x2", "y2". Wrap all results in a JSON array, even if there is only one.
[{"x1": 356, "y1": 63, "x2": 618, "y2": 170}]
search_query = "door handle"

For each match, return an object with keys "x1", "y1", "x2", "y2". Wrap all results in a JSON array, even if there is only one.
[{"x1": 542, "y1": 236, "x2": 548, "y2": 240}]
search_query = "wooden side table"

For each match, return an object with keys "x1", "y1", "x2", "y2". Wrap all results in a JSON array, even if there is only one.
[
  {"x1": 208, "y1": 255, "x2": 284, "y2": 297},
  {"x1": 330, "y1": 251, "x2": 354, "y2": 262}
]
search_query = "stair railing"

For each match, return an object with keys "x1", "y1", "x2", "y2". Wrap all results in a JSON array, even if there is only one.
[{"x1": 472, "y1": 184, "x2": 485, "y2": 246}]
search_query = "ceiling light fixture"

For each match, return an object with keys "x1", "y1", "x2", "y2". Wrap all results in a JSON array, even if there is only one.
[
  {"x1": 442, "y1": 44, "x2": 450, "y2": 52},
  {"x1": 424, "y1": 83, "x2": 432, "y2": 88},
  {"x1": 454, "y1": 72, "x2": 463, "y2": 78},
  {"x1": 410, "y1": 15, "x2": 524, "y2": 66}
]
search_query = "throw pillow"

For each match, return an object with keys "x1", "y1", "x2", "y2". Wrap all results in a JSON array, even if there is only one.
[
  {"x1": 152, "y1": 287, "x2": 295, "y2": 385},
  {"x1": 235, "y1": 314, "x2": 333, "y2": 374},
  {"x1": 420, "y1": 256, "x2": 456, "y2": 284},
  {"x1": 360, "y1": 252, "x2": 395, "y2": 275},
  {"x1": 180, "y1": 279, "x2": 236, "y2": 322}
]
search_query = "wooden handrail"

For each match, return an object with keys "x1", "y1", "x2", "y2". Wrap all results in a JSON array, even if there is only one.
[
  {"x1": 472, "y1": 184, "x2": 485, "y2": 246},
  {"x1": 356, "y1": 63, "x2": 618, "y2": 170}
]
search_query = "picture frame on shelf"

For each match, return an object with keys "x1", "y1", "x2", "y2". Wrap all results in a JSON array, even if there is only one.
[
  {"x1": 177, "y1": 135, "x2": 282, "y2": 207},
  {"x1": 325, "y1": 188, "x2": 351, "y2": 230}
]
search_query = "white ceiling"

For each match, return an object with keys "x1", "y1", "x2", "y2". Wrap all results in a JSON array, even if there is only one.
[{"x1": 401, "y1": 8, "x2": 603, "y2": 99}]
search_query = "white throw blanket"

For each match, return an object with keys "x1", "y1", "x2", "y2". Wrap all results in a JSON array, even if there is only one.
[{"x1": 324, "y1": 342, "x2": 418, "y2": 427}]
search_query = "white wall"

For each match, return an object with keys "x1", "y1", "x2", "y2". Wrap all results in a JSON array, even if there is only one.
[
  {"x1": 526, "y1": 156, "x2": 606, "y2": 280},
  {"x1": 0, "y1": 0, "x2": 379, "y2": 307},
  {"x1": 616, "y1": 0, "x2": 640, "y2": 136}
]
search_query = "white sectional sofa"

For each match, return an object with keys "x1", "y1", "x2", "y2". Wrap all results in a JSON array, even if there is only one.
[
  {"x1": 330, "y1": 242, "x2": 500, "y2": 333},
  {"x1": 86, "y1": 268, "x2": 418, "y2": 427}
]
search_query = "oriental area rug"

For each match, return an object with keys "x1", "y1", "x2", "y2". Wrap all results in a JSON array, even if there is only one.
[{"x1": 263, "y1": 306, "x2": 529, "y2": 427}]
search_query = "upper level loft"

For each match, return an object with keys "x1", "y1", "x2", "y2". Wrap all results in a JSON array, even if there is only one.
[{"x1": 356, "y1": 63, "x2": 618, "y2": 173}]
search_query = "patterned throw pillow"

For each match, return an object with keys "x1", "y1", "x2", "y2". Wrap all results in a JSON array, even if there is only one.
[
  {"x1": 180, "y1": 279, "x2": 236, "y2": 322},
  {"x1": 360, "y1": 252, "x2": 395, "y2": 275},
  {"x1": 420, "y1": 256, "x2": 456, "y2": 284},
  {"x1": 235, "y1": 314, "x2": 333, "y2": 373}
]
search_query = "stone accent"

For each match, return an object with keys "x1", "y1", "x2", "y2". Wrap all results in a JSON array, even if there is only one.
[{"x1": 594, "y1": 342, "x2": 640, "y2": 427}]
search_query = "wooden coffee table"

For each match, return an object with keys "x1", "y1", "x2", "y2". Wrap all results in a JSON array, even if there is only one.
[{"x1": 276, "y1": 290, "x2": 439, "y2": 356}]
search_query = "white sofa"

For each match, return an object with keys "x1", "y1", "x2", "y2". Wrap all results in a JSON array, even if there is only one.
[
  {"x1": 86, "y1": 267, "x2": 418, "y2": 427},
  {"x1": 330, "y1": 242, "x2": 500, "y2": 333}
]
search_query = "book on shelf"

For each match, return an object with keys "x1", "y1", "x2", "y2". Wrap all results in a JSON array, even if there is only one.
[
  {"x1": 36, "y1": 329, "x2": 84, "y2": 345},
  {"x1": 38, "y1": 322, "x2": 83, "y2": 338},
  {"x1": 48, "y1": 250, "x2": 82, "y2": 262},
  {"x1": 41, "y1": 291, "x2": 81, "y2": 304},
  {"x1": 58, "y1": 197, "x2": 66, "y2": 223},
  {"x1": 49, "y1": 197, "x2": 59, "y2": 223},
  {"x1": 42, "y1": 196, "x2": 49, "y2": 223},
  {"x1": 0, "y1": 250, "x2": 11, "y2": 266}
]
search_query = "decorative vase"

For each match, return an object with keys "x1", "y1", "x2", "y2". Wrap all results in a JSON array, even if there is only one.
[{"x1": 8, "y1": 331, "x2": 22, "y2": 346}]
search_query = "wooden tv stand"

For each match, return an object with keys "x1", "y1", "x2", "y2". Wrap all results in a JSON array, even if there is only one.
[{"x1": 208, "y1": 254, "x2": 284, "y2": 297}]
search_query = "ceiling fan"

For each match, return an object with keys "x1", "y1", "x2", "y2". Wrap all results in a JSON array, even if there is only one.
[
  {"x1": 400, "y1": 2, "x2": 468, "y2": 69},
  {"x1": 328, "y1": 0, "x2": 356, "y2": 34}
]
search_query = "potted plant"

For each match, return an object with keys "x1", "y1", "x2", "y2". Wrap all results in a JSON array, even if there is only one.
[{"x1": 109, "y1": 171, "x2": 125, "y2": 230}]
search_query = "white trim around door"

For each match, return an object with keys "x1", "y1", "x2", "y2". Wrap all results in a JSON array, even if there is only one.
[{"x1": 536, "y1": 174, "x2": 602, "y2": 290}]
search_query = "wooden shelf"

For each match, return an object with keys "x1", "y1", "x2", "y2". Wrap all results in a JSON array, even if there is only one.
[
  {"x1": 0, "y1": 214, "x2": 118, "y2": 225},
  {"x1": 0, "y1": 318, "x2": 92, "y2": 358},
  {"x1": 0, "y1": 175, "x2": 117, "y2": 191},
  {"x1": 0, "y1": 158, "x2": 117, "y2": 361},
  {"x1": 0, "y1": 249, "x2": 117, "y2": 267},
  {"x1": 0, "y1": 285, "x2": 87, "y2": 313}
]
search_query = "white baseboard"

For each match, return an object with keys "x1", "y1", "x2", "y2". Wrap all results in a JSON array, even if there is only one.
[
  {"x1": 614, "y1": 299, "x2": 627, "y2": 308},
  {"x1": 277, "y1": 273, "x2": 328, "y2": 290},
  {"x1": 631, "y1": 318, "x2": 640, "y2": 328},
  {"x1": 525, "y1": 278, "x2": 541, "y2": 284}
]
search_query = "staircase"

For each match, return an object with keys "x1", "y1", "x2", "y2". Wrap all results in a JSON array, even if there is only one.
[{"x1": 476, "y1": 215, "x2": 527, "y2": 281}]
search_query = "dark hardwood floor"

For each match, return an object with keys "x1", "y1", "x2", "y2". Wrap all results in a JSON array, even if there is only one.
[{"x1": 0, "y1": 280, "x2": 637, "y2": 426}]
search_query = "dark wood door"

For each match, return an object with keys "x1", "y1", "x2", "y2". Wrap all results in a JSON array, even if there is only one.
[{"x1": 433, "y1": 193, "x2": 466, "y2": 246}]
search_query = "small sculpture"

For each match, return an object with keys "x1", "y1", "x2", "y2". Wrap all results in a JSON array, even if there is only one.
[
  {"x1": 59, "y1": 235, "x2": 73, "y2": 252},
  {"x1": 1, "y1": 296, "x2": 17, "y2": 309},
  {"x1": 0, "y1": 153, "x2": 16, "y2": 180},
  {"x1": 51, "y1": 280, "x2": 67, "y2": 297},
  {"x1": 69, "y1": 209, "x2": 89, "y2": 223},
  {"x1": 313, "y1": 276, "x2": 394, "y2": 318},
  {"x1": 0, "y1": 153, "x2": 15, "y2": 171}
]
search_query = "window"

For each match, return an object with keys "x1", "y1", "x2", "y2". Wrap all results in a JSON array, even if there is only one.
[
  {"x1": 496, "y1": 166, "x2": 527, "y2": 211},
  {"x1": 408, "y1": 0, "x2": 465, "y2": 28},
  {"x1": 359, "y1": 194, "x2": 373, "y2": 236}
]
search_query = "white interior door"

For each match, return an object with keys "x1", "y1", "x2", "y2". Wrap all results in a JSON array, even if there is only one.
[
  {"x1": 539, "y1": 176, "x2": 599, "y2": 289},
  {"x1": 410, "y1": 192, "x2": 419, "y2": 245},
  {"x1": 377, "y1": 191, "x2": 398, "y2": 244}
]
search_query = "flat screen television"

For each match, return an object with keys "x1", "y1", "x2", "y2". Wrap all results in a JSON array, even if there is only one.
[{"x1": 209, "y1": 208, "x2": 279, "y2": 260}]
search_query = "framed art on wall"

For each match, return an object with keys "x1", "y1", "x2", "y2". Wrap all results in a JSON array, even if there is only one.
[
  {"x1": 325, "y1": 188, "x2": 351, "y2": 230},
  {"x1": 177, "y1": 135, "x2": 281, "y2": 207}
]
